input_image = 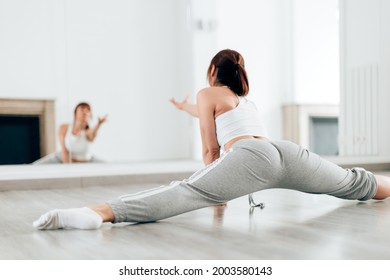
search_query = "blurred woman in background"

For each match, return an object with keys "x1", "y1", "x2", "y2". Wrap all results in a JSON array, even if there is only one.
[{"x1": 34, "y1": 102, "x2": 107, "y2": 164}]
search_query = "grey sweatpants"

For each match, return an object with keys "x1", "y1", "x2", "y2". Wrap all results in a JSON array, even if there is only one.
[{"x1": 108, "y1": 139, "x2": 378, "y2": 223}]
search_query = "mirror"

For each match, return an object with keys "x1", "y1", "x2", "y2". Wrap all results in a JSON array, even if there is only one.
[{"x1": 0, "y1": 0, "x2": 340, "y2": 165}]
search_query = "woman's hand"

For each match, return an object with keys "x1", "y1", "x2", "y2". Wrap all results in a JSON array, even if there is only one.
[
  {"x1": 98, "y1": 114, "x2": 108, "y2": 125},
  {"x1": 169, "y1": 96, "x2": 199, "y2": 118},
  {"x1": 169, "y1": 96, "x2": 190, "y2": 110}
]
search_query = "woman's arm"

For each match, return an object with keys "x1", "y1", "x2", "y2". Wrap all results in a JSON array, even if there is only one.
[
  {"x1": 197, "y1": 89, "x2": 220, "y2": 165},
  {"x1": 59, "y1": 124, "x2": 71, "y2": 163},
  {"x1": 170, "y1": 96, "x2": 199, "y2": 118},
  {"x1": 86, "y1": 115, "x2": 107, "y2": 142}
]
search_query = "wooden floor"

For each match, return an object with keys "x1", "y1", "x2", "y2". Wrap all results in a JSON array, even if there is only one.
[{"x1": 1, "y1": 177, "x2": 390, "y2": 260}]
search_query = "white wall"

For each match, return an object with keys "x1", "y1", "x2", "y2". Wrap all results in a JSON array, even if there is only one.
[
  {"x1": 0, "y1": 0, "x2": 48, "y2": 97},
  {"x1": 291, "y1": 0, "x2": 340, "y2": 104},
  {"x1": 0, "y1": 0, "x2": 193, "y2": 162}
]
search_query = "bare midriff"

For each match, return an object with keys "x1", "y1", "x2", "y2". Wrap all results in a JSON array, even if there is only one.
[{"x1": 223, "y1": 135, "x2": 267, "y2": 151}]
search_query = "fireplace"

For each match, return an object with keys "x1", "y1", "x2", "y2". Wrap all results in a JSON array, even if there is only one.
[
  {"x1": 283, "y1": 104, "x2": 339, "y2": 156},
  {"x1": 0, "y1": 115, "x2": 41, "y2": 164},
  {"x1": 0, "y1": 98, "x2": 55, "y2": 164}
]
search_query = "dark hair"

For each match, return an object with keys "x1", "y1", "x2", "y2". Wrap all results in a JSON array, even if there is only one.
[
  {"x1": 207, "y1": 49, "x2": 249, "y2": 96},
  {"x1": 74, "y1": 102, "x2": 91, "y2": 129}
]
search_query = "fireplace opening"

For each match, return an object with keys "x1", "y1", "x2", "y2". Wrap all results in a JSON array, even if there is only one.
[
  {"x1": 309, "y1": 117, "x2": 339, "y2": 156},
  {"x1": 0, "y1": 115, "x2": 41, "y2": 164}
]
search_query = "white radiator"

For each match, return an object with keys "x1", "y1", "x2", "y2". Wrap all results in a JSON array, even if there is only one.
[{"x1": 341, "y1": 64, "x2": 379, "y2": 156}]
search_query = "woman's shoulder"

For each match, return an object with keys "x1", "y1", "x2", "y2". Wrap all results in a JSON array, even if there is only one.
[
  {"x1": 197, "y1": 86, "x2": 213, "y2": 95},
  {"x1": 197, "y1": 87, "x2": 227, "y2": 101}
]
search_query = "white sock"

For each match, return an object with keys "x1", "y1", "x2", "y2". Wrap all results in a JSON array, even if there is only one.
[{"x1": 33, "y1": 207, "x2": 103, "y2": 230}]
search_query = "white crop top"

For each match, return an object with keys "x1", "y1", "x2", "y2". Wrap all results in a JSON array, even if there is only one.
[
  {"x1": 64, "y1": 125, "x2": 92, "y2": 161},
  {"x1": 215, "y1": 97, "x2": 267, "y2": 150}
]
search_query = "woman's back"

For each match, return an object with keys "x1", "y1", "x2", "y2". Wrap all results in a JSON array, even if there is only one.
[
  {"x1": 199, "y1": 86, "x2": 267, "y2": 151},
  {"x1": 211, "y1": 86, "x2": 241, "y2": 118}
]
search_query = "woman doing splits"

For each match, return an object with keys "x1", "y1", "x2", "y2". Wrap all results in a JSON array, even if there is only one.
[
  {"x1": 34, "y1": 102, "x2": 107, "y2": 164},
  {"x1": 33, "y1": 49, "x2": 390, "y2": 230}
]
